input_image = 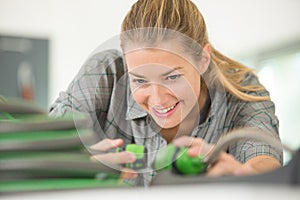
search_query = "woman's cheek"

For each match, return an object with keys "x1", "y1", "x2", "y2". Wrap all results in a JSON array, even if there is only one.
[{"x1": 132, "y1": 90, "x2": 148, "y2": 110}]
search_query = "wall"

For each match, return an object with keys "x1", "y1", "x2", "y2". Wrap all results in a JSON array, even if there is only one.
[{"x1": 1, "y1": 0, "x2": 299, "y2": 105}]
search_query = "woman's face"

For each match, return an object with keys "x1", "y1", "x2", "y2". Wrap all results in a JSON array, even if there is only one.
[{"x1": 125, "y1": 47, "x2": 208, "y2": 129}]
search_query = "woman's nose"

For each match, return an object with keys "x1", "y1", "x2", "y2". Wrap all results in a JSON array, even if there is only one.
[{"x1": 148, "y1": 83, "x2": 169, "y2": 106}]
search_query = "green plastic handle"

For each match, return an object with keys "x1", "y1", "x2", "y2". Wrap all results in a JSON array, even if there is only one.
[
  {"x1": 116, "y1": 144, "x2": 147, "y2": 169},
  {"x1": 175, "y1": 147, "x2": 207, "y2": 174},
  {"x1": 153, "y1": 144, "x2": 207, "y2": 175}
]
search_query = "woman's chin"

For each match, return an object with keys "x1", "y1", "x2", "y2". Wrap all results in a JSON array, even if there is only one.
[{"x1": 154, "y1": 119, "x2": 181, "y2": 130}]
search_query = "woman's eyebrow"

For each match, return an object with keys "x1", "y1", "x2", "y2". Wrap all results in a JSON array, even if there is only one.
[
  {"x1": 162, "y1": 67, "x2": 184, "y2": 76},
  {"x1": 128, "y1": 66, "x2": 183, "y2": 78},
  {"x1": 128, "y1": 71, "x2": 145, "y2": 78}
]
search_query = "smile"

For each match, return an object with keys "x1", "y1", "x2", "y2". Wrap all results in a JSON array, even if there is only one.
[
  {"x1": 152, "y1": 102, "x2": 180, "y2": 117},
  {"x1": 155, "y1": 104, "x2": 177, "y2": 114}
]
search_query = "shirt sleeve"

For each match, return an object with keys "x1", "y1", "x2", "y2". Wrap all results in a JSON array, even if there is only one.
[
  {"x1": 49, "y1": 49, "x2": 124, "y2": 138},
  {"x1": 227, "y1": 73, "x2": 283, "y2": 165}
]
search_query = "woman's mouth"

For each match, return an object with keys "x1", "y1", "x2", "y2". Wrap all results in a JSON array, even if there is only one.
[{"x1": 152, "y1": 102, "x2": 180, "y2": 118}]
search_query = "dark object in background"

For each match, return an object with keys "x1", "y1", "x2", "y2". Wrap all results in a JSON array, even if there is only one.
[{"x1": 0, "y1": 35, "x2": 49, "y2": 109}]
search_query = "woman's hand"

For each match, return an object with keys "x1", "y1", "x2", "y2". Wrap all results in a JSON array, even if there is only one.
[
  {"x1": 89, "y1": 138, "x2": 138, "y2": 179},
  {"x1": 205, "y1": 152, "x2": 257, "y2": 176},
  {"x1": 173, "y1": 136, "x2": 259, "y2": 176}
]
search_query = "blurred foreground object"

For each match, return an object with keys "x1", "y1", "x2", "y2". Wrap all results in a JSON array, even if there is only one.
[
  {"x1": 0, "y1": 96, "x2": 128, "y2": 193},
  {"x1": 152, "y1": 129, "x2": 300, "y2": 186}
]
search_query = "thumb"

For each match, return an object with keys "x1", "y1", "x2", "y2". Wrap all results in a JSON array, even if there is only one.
[{"x1": 90, "y1": 138, "x2": 123, "y2": 151}]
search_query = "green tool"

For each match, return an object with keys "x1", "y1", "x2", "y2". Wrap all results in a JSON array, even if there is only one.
[
  {"x1": 116, "y1": 144, "x2": 147, "y2": 170},
  {"x1": 115, "y1": 143, "x2": 207, "y2": 174},
  {"x1": 153, "y1": 144, "x2": 207, "y2": 175},
  {"x1": 115, "y1": 144, "x2": 207, "y2": 174}
]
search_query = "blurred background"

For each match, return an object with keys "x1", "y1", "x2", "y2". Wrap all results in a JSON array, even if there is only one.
[{"x1": 0, "y1": 0, "x2": 299, "y2": 164}]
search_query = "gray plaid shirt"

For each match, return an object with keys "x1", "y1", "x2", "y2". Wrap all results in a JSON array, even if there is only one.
[{"x1": 49, "y1": 49, "x2": 282, "y2": 185}]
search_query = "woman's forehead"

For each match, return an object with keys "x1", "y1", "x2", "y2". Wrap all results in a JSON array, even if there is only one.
[
  {"x1": 125, "y1": 50, "x2": 201, "y2": 77},
  {"x1": 125, "y1": 47, "x2": 196, "y2": 69}
]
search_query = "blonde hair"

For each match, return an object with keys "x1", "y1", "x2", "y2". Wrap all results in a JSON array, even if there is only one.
[{"x1": 121, "y1": 0, "x2": 269, "y2": 102}]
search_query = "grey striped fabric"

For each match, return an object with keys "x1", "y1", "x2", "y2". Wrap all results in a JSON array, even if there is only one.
[{"x1": 49, "y1": 49, "x2": 283, "y2": 185}]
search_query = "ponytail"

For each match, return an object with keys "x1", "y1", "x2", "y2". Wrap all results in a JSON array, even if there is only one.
[{"x1": 210, "y1": 47, "x2": 270, "y2": 101}]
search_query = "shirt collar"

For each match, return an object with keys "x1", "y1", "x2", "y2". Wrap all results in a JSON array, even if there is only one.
[{"x1": 199, "y1": 81, "x2": 227, "y2": 125}]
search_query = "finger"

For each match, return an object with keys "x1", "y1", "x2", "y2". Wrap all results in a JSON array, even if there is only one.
[
  {"x1": 90, "y1": 138, "x2": 123, "y2": 151},
  {"x1": 206, "y1": 162, "x2": 229, "y2": 177},
  {"x1": 91, "y1": 151, "x2": 136, "y2": 164},
  {"x1": 120, "y1": 168, "x2": 138, "y2": 179},
  {"x1": 206, "y1": 153, "x2": 241, "y2": 177},
  {"x1": 206, "y1": 160, "x2": 233, "y2": 177},
  {"x1": 187, "y1": 143, "x2": 214, "y2": 157}
]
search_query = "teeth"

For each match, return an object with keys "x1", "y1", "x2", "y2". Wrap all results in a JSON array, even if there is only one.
[{"x1": 155, "y1": 104, "x2": 176, "y2": 114}]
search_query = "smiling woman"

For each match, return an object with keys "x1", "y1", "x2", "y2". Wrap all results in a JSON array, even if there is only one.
[
  {"x1": 125, "y1": 47, "x2": 204, "y2": 136},
  {"x1": 49, "y1": 0, "x2": 283, "y2": 186}
]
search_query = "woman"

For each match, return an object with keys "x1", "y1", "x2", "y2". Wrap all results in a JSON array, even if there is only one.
[{"x1": 50, "y1": 0, "x2": 282, "y2": 185}]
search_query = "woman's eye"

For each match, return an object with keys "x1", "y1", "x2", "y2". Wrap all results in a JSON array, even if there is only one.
[
  {"x1": 166, "y1": 74, "x2": 181, "y2": 80},
  {"x1": 133, "y1": 79, "x2": 146, "y2": 84}
]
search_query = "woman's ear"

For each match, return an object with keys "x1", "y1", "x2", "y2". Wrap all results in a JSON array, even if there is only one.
[{"x1": 199, "y1": 43, "x2": 211, "y2": 74}]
